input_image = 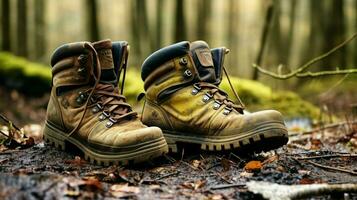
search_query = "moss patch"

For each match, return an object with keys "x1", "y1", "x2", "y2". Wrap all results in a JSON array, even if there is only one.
[
  {"x1": 220, "y1": 77, "x2": 320, "y2": 119},
  {"x1": 0, "y1": 52, "x2": 51, "y2": 96}
]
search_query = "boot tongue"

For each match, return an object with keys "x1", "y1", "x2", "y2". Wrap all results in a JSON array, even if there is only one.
[
  {"x1": 92, "y1": 40, "x2": 117, "y2": 84},
  {"x1": 190, "y1": 41, "x2": 216, "y2": 83}
]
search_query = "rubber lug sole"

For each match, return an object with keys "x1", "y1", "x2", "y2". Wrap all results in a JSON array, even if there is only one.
[
  {"x1": 164, "y1": 125, "x2": 288, "y2": 154},
  {"x1": 43, "y1": 121, "x2": 168, "y2": 166}
]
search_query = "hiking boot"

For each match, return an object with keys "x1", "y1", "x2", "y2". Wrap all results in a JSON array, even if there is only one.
[
  {"x1": 43, "y1": 40, "x2": 168, "y2": 166},
  {"x1": 140, "y1": 41, "x2": 288, "y2": 153}
]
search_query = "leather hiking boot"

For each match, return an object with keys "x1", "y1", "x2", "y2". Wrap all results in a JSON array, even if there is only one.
[
  {"x1": 43, "y1": 40, "x2": 168, "y2": 166},
  {"x1": 140, "y1": 41, "x2": 288, "y2": 153}
]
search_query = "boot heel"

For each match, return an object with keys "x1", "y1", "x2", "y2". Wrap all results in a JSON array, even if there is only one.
[
  {"x1": 43, "y1": 122, "x2": 66, "y2": 151},
  {"x1": 164, "y1": 136, "x2": 178, "y2": 153}
]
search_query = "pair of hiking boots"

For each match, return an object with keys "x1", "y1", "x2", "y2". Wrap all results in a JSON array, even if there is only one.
[{"x1": 43, "y1": 39, "x2": 288, "y2": 166}]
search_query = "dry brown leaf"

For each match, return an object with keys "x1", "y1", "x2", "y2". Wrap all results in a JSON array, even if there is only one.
[
  {"x1": 244, "y1": 161, "x2": 263, "y2": 172},
  {"x1": 192, "y1": 160, "x2": 201, "y2": 169},
  {"x1": 110, "y1": 183, "x2": 140, "y2": 198}
]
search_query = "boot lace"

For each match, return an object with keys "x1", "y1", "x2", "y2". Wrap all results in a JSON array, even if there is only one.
[
  {"x1": 192, "y1": 67, "x2": 245, "y2": 115},
  {"x1": 67, "y1": 43, "x2": 136, "y2": 137}
]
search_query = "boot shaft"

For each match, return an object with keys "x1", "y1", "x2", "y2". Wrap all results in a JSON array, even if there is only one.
[{"x1": 141, "y1": 41, "x2": 229, "y2": 103}]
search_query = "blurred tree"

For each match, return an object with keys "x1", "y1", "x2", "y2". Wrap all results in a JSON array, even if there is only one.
[
  {"x1": 226, "y1": 0, "x2": 238, "y2": 68},
  {"x1": 196, "y1": 0, "x2": 211, "y2": 41},
  {"x1": 155, "y1": 0, "x2": 164, "y2": 49},
  {"x1": 131, "y1": 0, "x2": 151, "y2": 63},
  {"x1": 252, "y1": 1, "x2": 274, "y2": 80},
  {"x1": 281, "y1": 0, "x2": 297, "y2": 66},
  {"x1": 34, "y1": 0, "x2": 46, "y2": 61},
  {"x1": 355, "y1": 0, "x2": 357, "y2": 67},
  {"x1": 16, "y1": 0, "x2": 28, "y2": 57},
  {"x1": 85, "y1": 0, "x2": 100, "y2": 41},
  {"x1": 322, "y1": 0, "x2": 346, "y2": 69},
  {"x1": 308, "y1": 0, "x2": 324, "y2": 63},
  {"x1": 174, "y1": 0, "x2": 186, "y2": 42},
  {"x1": 1, "y1": 0, "x2": 11, "y2": 51}
]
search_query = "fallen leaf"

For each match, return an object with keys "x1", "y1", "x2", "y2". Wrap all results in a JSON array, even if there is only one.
[
  {"x1": 181, "y1": 180, "x2": 206, "y2": 190},
  {"x1": 110, "y1": 183, "x2": 140, "y2": 198},
  {"x1": 192, "y1": 160, "x2": 201, "y2": 169},
  {"x1": 207, "y1": 193, "x2": 225, "y2": 200},
  {"x1": 244, "y1": 161, "x2": 263, "y2": 172},
  {"x1": 240, "y1": 171, "x2": 253, "y2": 178},
  {"x1": 262, "y1": 155, "x2": 278, "y2": 165},
  {"x1": 221, "y1": 158, "x2": 233, "y2": 171},
  {"x1": 65, "y1": 156, "x2": 86, "y2": 166}
]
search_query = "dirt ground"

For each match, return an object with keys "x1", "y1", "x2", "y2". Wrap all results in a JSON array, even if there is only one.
[
  {"x1": 1, "y1": 87, "x2": 357, "y2": 200},
  {"x1": 1, "y1": 131, "x2": 357, "y2": 200}
]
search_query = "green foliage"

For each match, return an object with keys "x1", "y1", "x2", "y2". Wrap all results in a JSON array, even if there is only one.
[{"x1": 0, "y1": 52, "x2": 51, "y2": 96}]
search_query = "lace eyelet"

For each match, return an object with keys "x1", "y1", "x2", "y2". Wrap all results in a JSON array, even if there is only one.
[
  {"x1": 223, "y1": 107, "x2": 232, "y2": 115},
  {"x1": 184, "y1": 69, "x2": 192, "y2": 77},
  {"x1": 202, "y1": 94, "x2": 211, "y2": 103},
  {"x1": 191, "y1": 84, "x2": 202, "y2": 95},
  {"x1": 92, "y1": 103, "x2": 103, "y2": 113},
  {"x1": 99, "y1": 111, "x2": 110, "y2": 121},
  {"x1": 213, "y1": 100, "x2": 222, "y2": 110},
  {"x1": 106, "y1": 118, "x2": 117, "y2": 128},
  {"x1": 179, "y1": 57, "x2": 188, "y2": 66}
]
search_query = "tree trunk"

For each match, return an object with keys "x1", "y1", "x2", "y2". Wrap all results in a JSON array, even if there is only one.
[
  {"x1": 86, "y1": 0, "x2": 100, "y2": 42},
  {"x1": 282, "y1": 0, "x2": 297, "y2": 65},
  {"x1": 155, "y1": 0, "x2": 164, "y2": 50},
  {"x1": 174, "y1": 0, "x2": 186, "y2": 42},
  {"x1": 227, "y1": 0, "x2": 238, "y2": 69},
  {"x1": 196, "y1": 0, "x2": 211, "y2": 41},
  {"x1": 321, "y1": 0, "x2": 346, "y2": 69},
  {"x1": 252, "y1": 1, "x2": 274, "y2": 80},
  {"x1": 34, "y1": 0, "x2": 46, "y2": 61},
  {"x1": 16, "y1": 0, "x2": 28, "y2": 57},
  {"x1": 1, "y1": 0, "x2": 11, "y2": 51}
]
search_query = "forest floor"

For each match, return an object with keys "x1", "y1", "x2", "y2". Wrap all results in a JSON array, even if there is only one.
[{"x1": 1, "y1": 87, "x2": 357, "y2": 200}]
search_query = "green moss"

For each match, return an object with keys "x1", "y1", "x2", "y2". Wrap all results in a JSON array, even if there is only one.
[
  {"x1": 0, "y1": 52, "x2": 51, "y2": 96},
  {"x1": 220, "y1": 76, "x2": 320, "y2": 119}
]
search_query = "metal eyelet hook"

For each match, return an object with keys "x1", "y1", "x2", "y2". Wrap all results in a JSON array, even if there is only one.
[
  {"x1": 106, "y1": 117, "x2": 118, "y2": 128},
  {"x1": 191, "y1": 83, "x2": 202, "y2": 95},
  {"x1": 213, "y1": 100, "x2": 222, "y2": 110}
]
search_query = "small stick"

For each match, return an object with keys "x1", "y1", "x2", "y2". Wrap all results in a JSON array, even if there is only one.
[
  {"x1": 0, "y1": 114, "x2": 21, "y2": 131},
  {"x1": 296, "y1": 154, "x2": 357, "y2": 160},
  {"x1": 307, "y1": 160, "x2": 357, "y2": 176},
  {"x1": 155, "y1": 171, "x2": 180, "y2": 180},
  {"x1": 0, "y1": 130, "x2": 9, "y2": 138},
  {"x1": 210, "y1": 183, "x2": 246, "y2": 190}
]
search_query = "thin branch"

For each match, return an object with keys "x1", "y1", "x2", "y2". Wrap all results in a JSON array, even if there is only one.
[
  {"x1": 252, "y1": 32, "x2": 357, "y2": 79},
  {"x1": 210, "y1": 183, "x2": 246, "y2": 190},
  {"x1": 307, "y1": 160, "x2": 357, "y2": 176},
  {"x1": 0, "y1": 113, "x2": 21, "y2": 131},
  {"x1": 0, "y1": 130, "x2": 9, "y2": 138},
  {"x1": 296, "y1": 154, "x2": 357, "y2": 160},
  {"x1": 295, "y1": 69, "x2": 357, "y2": 78}
]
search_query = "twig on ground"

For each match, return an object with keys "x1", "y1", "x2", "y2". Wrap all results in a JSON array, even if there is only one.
[
  {"x1": 0, "y1": 130, "x2": 9, "y2": 138},
  {"x1": 210, "y1": 183, "x2": 246, "y2": 190},
  {"x1": 252, "y1": 32, "x2": 357, "y2": 79},
  {"x1": 155, "y1": 171, "x2": 180, "y2": 180},
  {"x1": 307, "y1": 160, "x2": 357, "y2": 176},
  {"x1": 0, "y1": 113, "x2": 21, "y2": 131},
  {"x1": 289, "y1": 120, "x2": 357, "y2": 136},
  {"x1": 296, "y1": 154, "x2": 357, "y2": 160},
  {"x1": 247, "y1": 181, "x2": 357, "y2": 200}
]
